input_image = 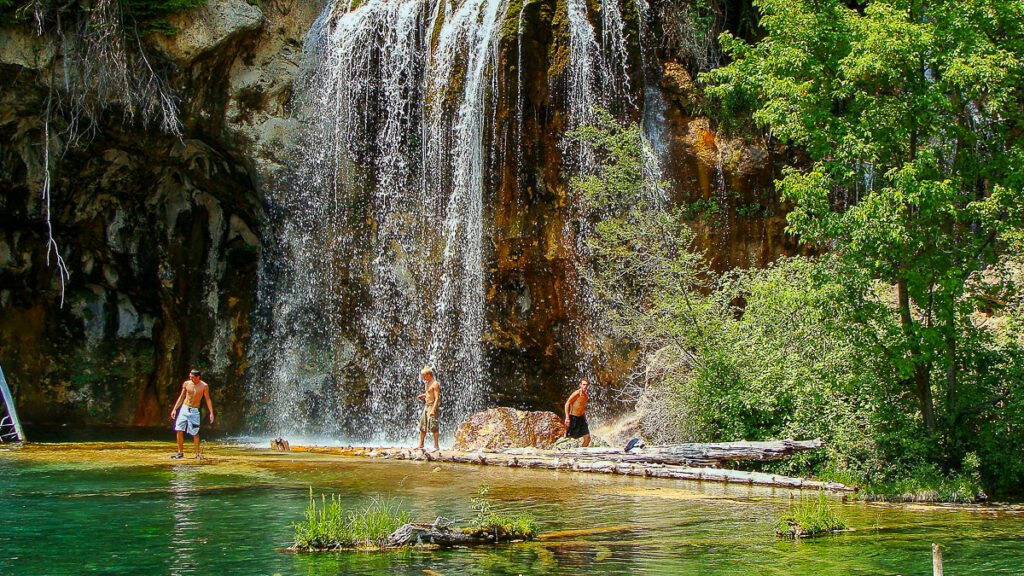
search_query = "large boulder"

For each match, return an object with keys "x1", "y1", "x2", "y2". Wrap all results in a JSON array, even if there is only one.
[{"x1": 453, "y1": 408, "x2": 566, "y2": 451}]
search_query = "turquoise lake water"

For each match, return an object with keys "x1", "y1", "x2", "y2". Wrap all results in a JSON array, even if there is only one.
[{"x1": 1, "y1": 442, "x2": 1022, "y2": 575}]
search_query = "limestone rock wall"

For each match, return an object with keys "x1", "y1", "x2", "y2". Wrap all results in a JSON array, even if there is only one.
[{"x1": 0, "y1": 0, "x2": 326, "y2": 429}]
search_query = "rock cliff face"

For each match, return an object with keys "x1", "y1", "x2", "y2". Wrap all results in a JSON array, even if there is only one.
[
  {"x1": 0, "y1": 0, "x2": 790, "y2": 431},
  {"x1": 0, "y1": 0, "x2": 324, "y2": 429}
]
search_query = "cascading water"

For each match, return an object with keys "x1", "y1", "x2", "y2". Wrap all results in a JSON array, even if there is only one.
[
  {"x1": 255, "y1": 0, "x2": 432, "y2": 441},
  {"x1": 253, "y1": 0, "x2": 656, "y2": 442},
  {"x1": 254, "y1": 0, "x2": 509, "y2": 442},
  {"x1": 422, "y1": 0, "x2": 509, "y2": 427},
  {"x1": 559, "y1": 0, "x2": 647, "y2": 395}
]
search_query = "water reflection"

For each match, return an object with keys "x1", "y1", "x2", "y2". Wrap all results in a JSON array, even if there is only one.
[{"x1": 169, "y1": 466, "x2": 199, "y2": 576}]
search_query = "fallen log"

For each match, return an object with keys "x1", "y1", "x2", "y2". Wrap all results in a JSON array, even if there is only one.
[
  {"x1": 386, "y1": 522, "x2": 528, "y2": 548},
  {"x1": 514, "y1": 439, "x2": 825, "y2": 467},
  {"x1": 288, "y1": 439, "x2": 852, "y2": 492}
]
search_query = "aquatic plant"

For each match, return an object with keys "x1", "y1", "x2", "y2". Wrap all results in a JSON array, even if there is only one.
[
  {"x1": 294, "y1": 490, "x2": 410, "y2": 550},
  {"x1": 773, "y1": 492, "x2": 846, "y2": 539},
  {"x1": 469, "y1": 484, "x2": 539, "y2": 540}
]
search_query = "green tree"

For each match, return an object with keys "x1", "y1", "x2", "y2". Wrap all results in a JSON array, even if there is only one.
[{"x1": 703, "y1": 0, "x2": 1024, "y2": 445}]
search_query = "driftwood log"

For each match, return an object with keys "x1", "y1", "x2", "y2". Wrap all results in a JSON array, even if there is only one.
[
  {"x1": 505, "y1": 439, "x2": 825, "y2": 467},
  {"x1": 289, "y1": 439, "x2": 853, "y2": 492},
  {"x1": 385, "y1": 519, "x2": 522, "y2": 548}
]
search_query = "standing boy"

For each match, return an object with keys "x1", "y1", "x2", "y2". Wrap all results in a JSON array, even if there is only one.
[
  {"x1": 416, "y1": 366, "x2": 441, "y2": 451},
  {"x1": 564, "y1": 378, "x2": 591, "y2": 447}
]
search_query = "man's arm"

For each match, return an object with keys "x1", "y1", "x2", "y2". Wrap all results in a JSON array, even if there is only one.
[
  {"x1": 170, "y1": 385, "x2": 186, "y2": 420},
  {"x1": 429, "y1": 384, "x2": 440, "y2": 416},
  {"x1": 203, "y1": 384, "x2": 215, "y2": 424}
]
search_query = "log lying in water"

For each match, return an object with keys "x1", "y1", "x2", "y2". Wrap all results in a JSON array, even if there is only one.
[
  {"x1": 290, "y1": 442, "x2": 852, "y2": 492},
  {"x1": 520, "y1": 439, "x2": 826, "y2": 467},
  {"x1": 386, "y1": 522, "x2": 524, "y2": 548}
]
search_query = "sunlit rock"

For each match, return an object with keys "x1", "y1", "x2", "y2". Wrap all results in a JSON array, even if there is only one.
[
  {"x1": 453, "y1": 408, "x2": 566, "y2": 451},
  {"x1": 151, "y1": 0, "x2": 265, "y2": 64}
]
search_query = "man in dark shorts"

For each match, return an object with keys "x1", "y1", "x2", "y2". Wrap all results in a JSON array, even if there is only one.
[{"x1": 563, "y1": 378, "x2": 591, "y2": 447}]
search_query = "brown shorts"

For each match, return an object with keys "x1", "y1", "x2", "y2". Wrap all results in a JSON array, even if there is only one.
[{"x1": 419, "y1": 408, "x2": 439, "y2": 433}]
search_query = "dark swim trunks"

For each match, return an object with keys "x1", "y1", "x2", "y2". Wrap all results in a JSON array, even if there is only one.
[{"x1": 566, "y1": 415, "x2": 589, "y2": 439}]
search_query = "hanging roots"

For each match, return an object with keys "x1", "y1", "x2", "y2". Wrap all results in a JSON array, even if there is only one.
[{"x1": 23, "y1": 0, "x2": 186, "y2": 304}]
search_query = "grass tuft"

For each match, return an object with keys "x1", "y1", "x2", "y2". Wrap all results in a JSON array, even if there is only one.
[
  {"x1": 468, "y1": 484, "x2": 539, "y2": 540},
  {"x1": 294, "y1": 490, "x2": 410, "y2": 550},
  {"x1": 773, "y1": 492, "x2": 846, "y2": 539}
]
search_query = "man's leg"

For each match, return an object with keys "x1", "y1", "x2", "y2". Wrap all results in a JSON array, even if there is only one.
[
  {"x1": 417, "y1": 430, "x2": 426, "y2": 450},
  {"x1": 176, "y1": 431, "x2": 184, "y2": 454},
  {"x1": 432, "y1": 431, "x2": 439, "y2": 451},
  {"x1": 193, "y1": 434, "x2": 201, "y2": 457},
  {"x1": 582, "y1": 433, "x2": 591, "y2": 447}
]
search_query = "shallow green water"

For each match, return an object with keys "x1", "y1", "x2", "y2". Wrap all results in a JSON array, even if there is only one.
[{"x1": 1, "y1": 443, "x2": 1022, "y2": 575}]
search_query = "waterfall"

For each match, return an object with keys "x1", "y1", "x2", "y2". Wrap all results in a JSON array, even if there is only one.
[
  {"x1": 255, "y1": 0, "x2": 508, "y2": 442},
  {"x1": 253, "y1": 0, "x2": 649, "y2": 442},
  {"x1": 258, "y1": 0, "x2": 431, "y2": 441},
  {"x1": 560, "y1": 0, "x2": 646, "y2": 394},
  {"x1": 563, "y1": 0, "x2": 604, "y2": 168},
  {"x1": 423, "y1": 0, "x2": 509, "y2": 423}
]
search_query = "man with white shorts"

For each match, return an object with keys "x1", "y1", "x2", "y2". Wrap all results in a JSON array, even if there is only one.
[{"x1": 170, "y1": 369, "x2": 215, "y2": 459}]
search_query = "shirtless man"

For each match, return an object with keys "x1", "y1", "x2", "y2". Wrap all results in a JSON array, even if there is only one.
[
  {"x1": 416, "y1": 366, "x2": 441, "y2": 451},
  {"x1": 169, "y1": 369, "x2": 215, "y2": 459},
  {"x1": 563, "y1": 378, "x2": 591, "y2": 447}
]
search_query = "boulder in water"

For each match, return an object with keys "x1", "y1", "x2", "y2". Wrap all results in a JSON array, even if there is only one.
[{"x1": 453, "y1": 408, "x2": 566, "y2": 451}]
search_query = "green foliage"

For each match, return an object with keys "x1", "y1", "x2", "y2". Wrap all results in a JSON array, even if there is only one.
[
  {"x1": 572, "y1": 97, "x2": 1024, "y2": 499},
  {"x1": 469, "y1": 484, "x2": 538, "y2": 540},
  {"x1": 293, "y1": 491, "x2": 410, "y2": 550},
  {"x1": 697, "y1": 0, "x2": 1024, "y2": 496},
  {"x1": 679, "y1": 197, "x2": 721, "y2": 219},
  {"x1": 773, "y1": 492, "x2": 846, "y2": 538},
  {"x1": 853, "y1": 453, "x2": 985, "y2": 504}
]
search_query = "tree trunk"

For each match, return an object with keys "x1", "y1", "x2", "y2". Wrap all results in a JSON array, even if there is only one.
[
  {"x1": 289, "y1": 442, "x2": 854, "y2": 492},
  {"x1": 946, "y1": 293, "x2": 958, "y2": 413},
  {"x1": 897, "y1": 277, "x2": 936, "y2": 430}
]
